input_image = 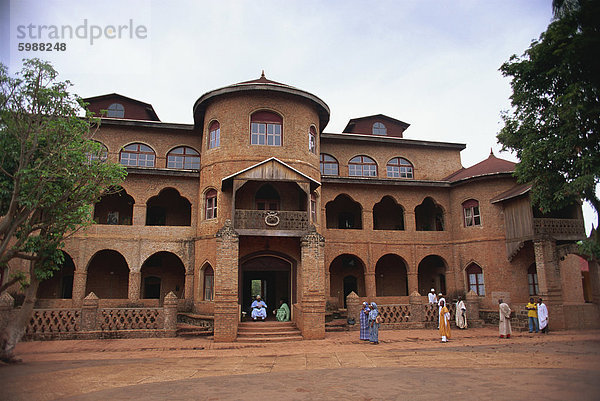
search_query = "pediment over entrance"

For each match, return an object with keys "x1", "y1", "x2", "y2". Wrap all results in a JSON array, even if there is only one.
[{"x1": 221, "y1": 157, "x2": 320, "y2": 191}]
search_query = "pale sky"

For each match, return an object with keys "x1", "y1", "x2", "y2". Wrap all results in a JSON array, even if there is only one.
[{"x1": 1, "y1": 0, "x2": 597, "y2": 232}]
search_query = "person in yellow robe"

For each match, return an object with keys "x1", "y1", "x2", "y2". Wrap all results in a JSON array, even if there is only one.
[{"x1": 439, "y1": 299, "x2": 451, "y2": 343}]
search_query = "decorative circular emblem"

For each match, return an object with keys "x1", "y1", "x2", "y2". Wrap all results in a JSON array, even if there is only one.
[{"x1": 265, "y1": 211, "x2": 280, "y2": 227}]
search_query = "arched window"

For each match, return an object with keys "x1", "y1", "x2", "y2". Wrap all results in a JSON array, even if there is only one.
[
  {"x1": 205, "y1": 189, "x2": 217, "y2": 220},
  {"x1": 387, "y1": 157, "x2": 413, "y2": 178},
  {"x1": 106, "y1": 103, "x2": 125, "y2": 118},
  {"x1": 463, "y1": 199, "x2": 481, "y2": 227},
  {"x1": 251, "y1": 111, "x2": 282, "y2": 146},
  {"x1": 203, "y1": 265, "x2": 214, "y2": 301},
  {"x1": 528, "y1": 264, "x2": 539, "y2": 296},
  {"x1": 208, "y1": 121, "x2": 220, "y2": 149},
  {"x1": 88, "y1": 142, "x2": 108, "y2": 163},
  {"x1": 320, "y1": 154, "x2": 339, "y2": 176},
  {"x1": 466, "y1": 263, "x2": 485, "y2": 295},
  {"x1": 167, "y1": 146, "x2": 200, "y2": 169},
  {"x1": 349, "y1": 155, "x2": 377, "y2": 177},
  {"x1": 372, "y1": 122, "x2": 386, "y2": 135},
  {"x1": 120, "y1": 143, "x2": 155, "y2": 167},
  {"x1": 309, "y1": 126, "x2": 317, "y2": 154}
]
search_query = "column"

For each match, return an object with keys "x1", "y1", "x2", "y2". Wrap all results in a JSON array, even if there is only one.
[
  {"x1": 346, "y1": 291, "x2": 360, "y2": 328},
  {"x1": 132, "y1": 204, "x2": 147, "y2": 226},
  {"x1": 163, "y1": 291, "x2": 178, "y2": 335},
  {"x1": 184, "y1": 272, "x2": 194, "y2": 304},
  {"x1": 299, "y1": 226, "x2": 326, "y2": 340},
  {"x1": 407, "y1": 272, "x2": 419, "y2": 295},
  {"x1": 534, "y1": 239, "x2": 565, "y2": 329},
  {"x1": 365, "y1": 272, "x2": 376, "y2": 298},
  {"x1": 128, "y1": 271, "x2": 141, "y2": 302},
  {"x1": 214, "y1": 219, "x2": 240, "y2": 342},
  {"x1": 81, "y1": 292, "x2": 99, "y2": 332},
  {"x1": 72, "y1": 270, "x2": 88, "y2": 301}
]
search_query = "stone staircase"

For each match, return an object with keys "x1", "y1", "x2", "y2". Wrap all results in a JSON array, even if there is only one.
[
  {"x1": 176, "y1": 313, "x2": 214, "y2": 337},
  {"x1": 237, "y1": 321, "x2": 303, "y2": 342},
  {"x1": 325, "y1": 318, "x2": 349, "y2": 332}
]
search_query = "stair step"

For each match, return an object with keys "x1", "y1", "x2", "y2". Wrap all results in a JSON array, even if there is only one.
[
  {"x1": 238, "y1": 330, "x2": 301, "y2": 337},
  {"x1": 237, "y1": 335, "x2": 303, "y2": 343}
]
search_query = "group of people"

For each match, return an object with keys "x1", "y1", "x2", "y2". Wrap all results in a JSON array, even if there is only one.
[
  {"x1": 250, "y1": 295, "x2": 290, "y2": 322},
  {"x1": 359, "y1": 302, "x2": 381, "y2": 345},
  {"x1": 498, "y1": 297, "x2": 548, "y2": 338},
  {"x1": 428, "y1": 289, "x2": 467, "y2": 342}
]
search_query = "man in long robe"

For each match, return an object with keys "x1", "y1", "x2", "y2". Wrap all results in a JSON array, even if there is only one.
[
  {"x1": 251, "y1": 295, "x2": 267, "y2": 320},
  {"x1": 360, "y1": 302, "x2": 371, "y2": 341},
  {"x1": 538, "y1": 298, "x2": 549, "y2": 334},
  {"x1": 439, "y1": 299, "x2": 451, "y2": 342},
  {"x1": 455, "y1": 296, "x2": 467, "y2": 329},
  {"x1": 428, "y1": 289, "x2": 437, "y2": 304},
  {"x1": 498, "y1": 299, "x2": 512, "y2": 338},
  {"x1": 275, "y1": 299, "x2": 290, "y2": 322}
]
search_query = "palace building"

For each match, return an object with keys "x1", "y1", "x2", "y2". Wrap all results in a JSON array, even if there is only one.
[{"x1": 5, "y1": 73, "x2": 596, "y2": 341}]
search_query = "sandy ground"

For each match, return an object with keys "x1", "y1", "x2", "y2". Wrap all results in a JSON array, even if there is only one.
[{"x1": 1, "y1": 327, "x2": 600, "y2": 400}]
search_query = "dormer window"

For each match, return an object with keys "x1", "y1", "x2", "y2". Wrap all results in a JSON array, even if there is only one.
[
  {"x1": 107, "y1": 103, "x2": 125, "y2": 118},
  {"x1": 372, "y1": 122, "x2": 386, "y2": 135}
]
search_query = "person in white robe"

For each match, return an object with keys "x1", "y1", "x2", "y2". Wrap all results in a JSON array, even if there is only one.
[
  {"x1": 498, "y1": 299, "x2": 512, "y2": 338},
  {"x1": 537, "y1": 298, "x2": 549, "y2": 334},
  {"x1": 251, "y1": 295, "x2": 267, "y2": 320},
  {"x1": 428, "y1": 289, "x2": 437, "y2": 304},
  {"x1": 455, "y1": 296, "x2": 467, "y2": 329}
]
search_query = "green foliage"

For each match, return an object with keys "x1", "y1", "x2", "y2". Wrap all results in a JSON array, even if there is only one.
[
  {"x1": 0, "y1": 59, "x2": 126, "y2": 283},
  {"x1": 497, "y1": 0, "x2": 600, "y2": 232}
]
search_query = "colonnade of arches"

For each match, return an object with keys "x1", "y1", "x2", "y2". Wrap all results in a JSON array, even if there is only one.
[
  {"x1": 36, "y1": 250, "x2": 187, "y2": 302},
  {"x1": 93, "y1": 186, "x2": 192, "y2": 226},
  {"x1": 325, "y1": 194, "x2": 444, "y2": 231}
]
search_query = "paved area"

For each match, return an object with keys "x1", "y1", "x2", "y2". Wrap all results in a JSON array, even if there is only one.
[{"x1": 1, "y1": 328, "x2": 600, "y2": 400}]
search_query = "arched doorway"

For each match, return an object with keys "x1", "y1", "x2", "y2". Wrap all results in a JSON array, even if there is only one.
[
  {"x1": 418, "y1": 255, "x2": 447, "y2": 295},
  {"x1": 86, "y1": 250, "x2": 129, "y2": 299},
  {"x1": 37, "y1": 251, "x2": 75, "y2": 299},
  {"x1": 375, "y1": 254, "x2": 408, "y2": 296},
  {"x1": 240, "y1": 255, "x2": 294, "y2": 317},
  {"x1": 329, "y1": 254, "x2": 366, "y2": 307},
  {"x1": 140, "y1": 252, "x2": 185, "y2": 300}
]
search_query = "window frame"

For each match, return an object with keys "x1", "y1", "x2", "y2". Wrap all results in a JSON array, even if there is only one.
[
  {"x1": 386, "y1": 157, "x2": 413, "y2": 178},
  {"x1": 309, "y1": 126, "x2": 317, "y2": 154},
  {"x1": 320, "y1": 154, "x2": 339, "y2": 176},
  {"x1": 349, "y1": 155, "x2": 377, "y2": 177},
  {"x1": 250, "y1": 111, "x2": 283, "y2": 146},
  {"x1": 119, "y1": 143, "x2": 156, "y2": 167},
  {"x1": 88, "y1": 142, "x2": 108, "y2": 163},
  {"x1": 310, "y1": 194, "x2": 317, "y2": 222},
  {"x1": 466, "y1": 263, "x2": 485, "y2": 295},
  {"x1": 528, "y1": 264, "x2": 539, "y2": 296},
  {"x1": 372, "y1": 122, "x2": 387, "y2": 135},
  {"x1": 208, "y1": 121, "x2": 220, "y2": 149},
  {"x1": 205, "y1": 189, "x2": 217, "y2": 220},
  {"x1": 167, "y1": 146, "x2": 200, "y2": 170},
  {"x1": 106, "y1": 103, "x2": 125, "y2": 118},
  {"x1": 203, "y1": 265, "x2": 214, "y2": 301},
  {"x1": 463, "y1": 199, "x2": 481, "y2": 227}
]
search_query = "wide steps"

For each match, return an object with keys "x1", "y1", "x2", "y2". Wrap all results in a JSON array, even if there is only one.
[
  {"x1": 237, "y1": 321, "x2": 302, "y2": 342},
  {"x1": 176, "y1": 323, "x2": 212, "y2": 337}
]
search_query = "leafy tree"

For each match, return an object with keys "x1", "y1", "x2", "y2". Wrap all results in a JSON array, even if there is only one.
[
  {"x1": 0, "y1": 59, "x2": 126, "y2": 362},
  {"x1": 497, "y1": 0, "x2": 600, "y2": 257}
]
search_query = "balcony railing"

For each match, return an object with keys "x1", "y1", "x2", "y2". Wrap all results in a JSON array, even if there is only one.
[
  {"x1": 533, "y1": 218, "x2": 586, "y2": 240},
  {"x1": 234, "y1": 210, "x2": 309, "y2": 233}
]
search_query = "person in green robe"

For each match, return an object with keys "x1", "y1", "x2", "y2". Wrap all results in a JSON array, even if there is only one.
[{"x1": 275, "y1": 299, "x2": 290, "y2": 322}]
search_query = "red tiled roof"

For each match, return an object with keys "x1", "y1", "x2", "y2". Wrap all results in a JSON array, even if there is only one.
[
  {"x1": 490, "y1": 183, "x2": 532, "y2": 204},
  {"x1": 444, "y1": 151, "x2": 516, "y2": 183}
]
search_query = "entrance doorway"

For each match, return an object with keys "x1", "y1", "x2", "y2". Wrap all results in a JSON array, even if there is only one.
[{"x1": 240, "y1": 255, "x2": 294, "y2": 318}]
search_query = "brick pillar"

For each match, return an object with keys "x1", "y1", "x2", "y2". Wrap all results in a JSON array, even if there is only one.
[
  {"x1": 72, "y1": 270, "x2": 88, "y2": 301},
  {"x1": 534, "y1": 239, "x2": 565, "y2": 329},
  {"x1": 407, "y1": 272, "x2": 419, "y2": 295},
  {"x1": 163, "y1": 291, "x2": 178, "y2": 335},
  {"x1": 132, "y1": 204, "x2": 146, "y2": 225},
  {"x1": 81, "y1": 292, "x2": 99, "y2": 331},
  {"x1": 299, "y1": 226, "x2": 326, "y2": 340},
  {"x1": 346, "y1": 291, "x2": 360, "y2": 326},
  {"x1": 184, "y1": 272, "x2": 194, "y2": 305},
  {"x1": 128, "y1": 271, "x2": 141, "y2": 302},
  {"x1": 409, "y1": 290, "x2": 425, "y2": 325},
  {"x1": 365, "y1": 272, "x2": 376, "y2": 298},
  {"x1": 214, "y1": 220, "x2": 240, "y2": 342},
  {"x1": 466, "y1": 289, "x2": 480, "y2": 323}
]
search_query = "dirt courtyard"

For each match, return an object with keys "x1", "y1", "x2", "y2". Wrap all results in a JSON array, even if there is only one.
[{"x1": 1, "y1": 327, "x2": 599, "y2": 400}]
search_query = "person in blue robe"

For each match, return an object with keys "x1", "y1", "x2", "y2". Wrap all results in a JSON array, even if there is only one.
[
  {"x1": 251, "y1": 295, "x2": 267, "y2": 320},
  {"x1": 360, "y1": 302, "x2": 371, "y2": 340},
  {"x1": 368, "y1": 302, "x2": 380, "y2": 344}
]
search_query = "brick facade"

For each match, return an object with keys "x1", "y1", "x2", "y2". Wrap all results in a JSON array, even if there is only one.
[{"x1": 2, "y1": 74, "x2": 597, "y2": 339}]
